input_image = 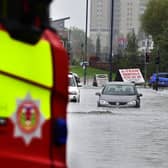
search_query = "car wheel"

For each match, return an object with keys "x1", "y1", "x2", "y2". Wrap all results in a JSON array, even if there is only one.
[
  {"x1": 77, "y1": 96, "x2": 80, "y2": 103},
  {"x1": 97, "y1": 102, "x2": 100, "y2": 107},
  {"x1": 135, "y1": 101, "x2": 140, "y2": 108},
  {"x1": 152, "y1": 83, "x2": 157, "y2": 90},
  {"x1": 73, "y1": 99, "x2": 77, "y2": 103}
]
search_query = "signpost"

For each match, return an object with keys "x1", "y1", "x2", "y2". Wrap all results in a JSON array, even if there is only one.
[
  {"x1": 144, "y1": 36, "x2": 150, "y2": 87},
  {"x1": 109, "y1": 0, "x2": 114, "y2": 82},
  {"x1": 84, "y1": 0, "x2": 89, "y2": 85},
  {"x1": 155, "y1": 47, "x2": 160, "y2": 91},
  {"x1": 119, "y1": 68, "x2": 145, "y2": 84}
]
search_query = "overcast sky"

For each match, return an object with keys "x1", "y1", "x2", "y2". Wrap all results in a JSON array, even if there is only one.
[{"x1": 50, "y1": 0, "x2": 87, "y2": 30}]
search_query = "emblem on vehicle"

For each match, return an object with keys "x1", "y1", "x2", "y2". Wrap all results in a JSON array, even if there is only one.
[
  {"x1": 116, "y1": 102, "x2": 119, "y2": 106},
  {"x1": 11, "y1": 93, "x2": 45, "y2": 145}
]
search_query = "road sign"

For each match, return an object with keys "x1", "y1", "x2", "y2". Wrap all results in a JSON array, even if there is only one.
[{"x1": 119, "y1": 68, "x2": 145, "y2": 84}]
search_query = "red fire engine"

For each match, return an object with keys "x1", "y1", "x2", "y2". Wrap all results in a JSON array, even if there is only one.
[{"x1": 0, "y1": 0, "x2": 68, "y2": 167}]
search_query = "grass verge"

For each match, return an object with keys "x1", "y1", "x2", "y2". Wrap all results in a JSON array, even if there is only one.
[{"x1": 70, "y1": 66, "x2": 115, "y2": 79}]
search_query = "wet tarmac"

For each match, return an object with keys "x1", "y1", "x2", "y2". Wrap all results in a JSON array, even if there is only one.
[{"x1": 67, "y1": 87, "x2": 168, "y2": 168}]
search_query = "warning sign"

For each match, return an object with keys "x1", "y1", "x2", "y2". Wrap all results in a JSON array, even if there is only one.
[{"x1": 119, "y1": 69, "x2": 145, "y2": 84}]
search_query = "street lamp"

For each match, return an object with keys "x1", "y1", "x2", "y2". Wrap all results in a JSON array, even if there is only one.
[
  {"x1": 144, "y1": 36, "x2": 150, "y2": 87},
  {"x1": 83, "y1": 0, "x2": 89, "y2": 85},
  {"x1": 109, "y1": 0, "x2": 114, "y2": 81},
  {"x1": 155, "y1": 46, "x2": 160, "y2": 91}
]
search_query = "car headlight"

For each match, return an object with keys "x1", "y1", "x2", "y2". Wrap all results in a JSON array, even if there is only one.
[
  {"x1": 99, "y1": 99, "x2": 109, "y2": 105},
  {"x1": 127, "y1": 100, "x2": 136, "y2": 105}
]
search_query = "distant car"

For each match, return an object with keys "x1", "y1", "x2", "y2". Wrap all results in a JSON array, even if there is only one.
[
  {"x1": 149, "y1": 72, "x2": 168, "y2": 87},
  {"x1": 96, "y1": 82, "x2": 142, "y2": 108},
  {"x1": 68, "y1": 73, "x2": 80, "y2": 102},
  {"x1": 69, "y1": 72, "x2": 81, "y2": 84}
]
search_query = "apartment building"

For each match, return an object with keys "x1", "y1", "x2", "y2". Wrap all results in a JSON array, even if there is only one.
[
  {"x1": 90, "y1": 0, "x2": 111, "y2": 55},
  {"x1": 89, "y1": 0, "x2": 149, "y2": 55}
]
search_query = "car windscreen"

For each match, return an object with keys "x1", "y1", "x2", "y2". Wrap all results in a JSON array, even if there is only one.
[
  {"x1": 102, "y1": 84, "x2": 136, "y2": 95},
  {"x1": 158, "y1": 74, "x2": 168, "y2": 78},
  {"x1": 69, "y1": 76, "x2": 76, "y2": 87}
]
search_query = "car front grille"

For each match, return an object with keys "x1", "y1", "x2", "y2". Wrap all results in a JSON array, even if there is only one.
[
  {"x1": 119, "y1": 102, "x2": 127, "y2": 105},
  {"x1": 109, "y1": 102, "x2": 127, "y2": 105},
  {"x1": 109, "y1": 102, "x2": 116, "y2": 105}
]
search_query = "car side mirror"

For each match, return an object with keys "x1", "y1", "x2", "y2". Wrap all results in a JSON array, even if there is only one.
[
  {"x1": 138, "y1": 93, "x2": 143, "y2": 97},
  {"x1": 77, "y1": 83, "x2": 82, "y2": 87},
  {"x1": 96, "y1": 92, "x2": 101, "y2": 96}
]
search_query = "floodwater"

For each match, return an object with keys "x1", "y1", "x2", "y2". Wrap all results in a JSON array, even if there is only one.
[{"x1": 67, "y1": 87, "x2": 168, "y2": 168}]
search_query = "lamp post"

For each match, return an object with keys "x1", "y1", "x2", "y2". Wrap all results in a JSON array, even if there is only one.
[
  {"x1": 83, "y1": 0, "x2": 89, "y2": 85},
  {"x1": 144, "y1": 36, "x2": 149, "y2": 88},
  {"x1": 155, "y1": 46, "x2": 160, "y2": 91},
  {"x1": 109, "y1": 0, "x2": 114, "y2": 81}
]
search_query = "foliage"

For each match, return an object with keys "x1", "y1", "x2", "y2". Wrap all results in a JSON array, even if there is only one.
[
  {"x1": 157, "y1": 25, "x2": 168, "y2": 71},
  {"x1": 141, "y1": 0, "x2": 168, "y2": 72},
  {"x1": 71, "y1": 58, "x2": 80, "y2": 66},
  {"x1": 69, "y1": 27, "x2": 84, "y2": 62},
  {"x1": 141, "y1": 0, "x2": 168, "y2": 42},
  {"x1": 69, "y1": 27, "x2": 95, "y2": 64},
  {"x1": 125, "y1": 31, "x2": 139, "y2": 67},
  {"x1": 70, "y1": 66, "x2": 109, "y2": 78},
  {"x1": 115, "y1": 31, "x2": 142, "y2": 71}
]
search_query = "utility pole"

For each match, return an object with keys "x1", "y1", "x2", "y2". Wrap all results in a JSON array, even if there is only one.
[
  {"x1": 109, "y1": 0, "x2": 114, "y2": 81},
  {"x1": 84, "y1": 0, "x2": 89, "y2": 85},
  {"x1": 144, "y1": 36, "x2": 149, "y2": 87},
  {"x1": 155, "y1": 47, "x2": 160, "y2": 91}
]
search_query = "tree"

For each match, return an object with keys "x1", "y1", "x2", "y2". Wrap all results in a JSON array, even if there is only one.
[
  {"x1": 141, "y1": 0, "x2": 168, "y2": 72},
  {"x1": 69, "y1": 27, "x2": 95, "y2": 65},
  {"x1": 114, "y1": 31, "x2": 142, "y2": 73},
  {"x1": 141, "y1": 0, "x2": 168, "y2": 42},
  {"x1": 156, "y1": 25, "x2": 168, "y2": 71},
  {"x1": 124, "y1": 31, "x2": 140, "y2": 68}
]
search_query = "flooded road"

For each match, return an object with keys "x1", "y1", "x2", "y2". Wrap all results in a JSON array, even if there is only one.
[{"x1": 67, "y1": 87, "x2": 168, "y2": 168}]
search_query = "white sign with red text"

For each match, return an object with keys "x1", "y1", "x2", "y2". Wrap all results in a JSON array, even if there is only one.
[{"x1": 119, "y1": 68, "x2": 145, "y2": 84}]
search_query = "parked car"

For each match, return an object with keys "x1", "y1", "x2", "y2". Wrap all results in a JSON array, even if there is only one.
[
  {"x1": 96, "y1": 82, "x2": 142, "y2": 108},
  {"x1": 149, "y1": 72, "x2": 168, "y2": 87},
  {"x1": 69, "y1": 72, "x2": 81, "y2": 85},
  {"x1": 68, "y1": 73, "x2": 80, "y2": 102}
]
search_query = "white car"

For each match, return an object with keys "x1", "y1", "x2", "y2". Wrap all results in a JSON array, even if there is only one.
[
  {"x1": 69, "y1": 72, "x2": 80, "y2": 84},
  {"x1": 68, "y1": 73, "x2": 80, "y2": 102}
]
